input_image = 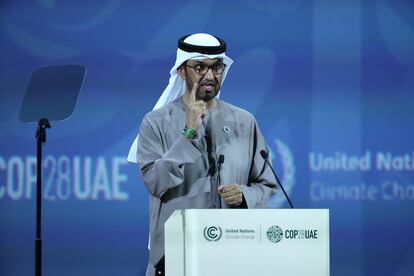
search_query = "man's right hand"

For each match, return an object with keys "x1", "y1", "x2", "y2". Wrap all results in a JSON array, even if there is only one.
[{"x1": 186, "y1": 82, "x2": 207, "y2": 130}]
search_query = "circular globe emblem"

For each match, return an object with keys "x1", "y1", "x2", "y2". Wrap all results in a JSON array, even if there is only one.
[
  {"x1": 267, "y1": 139, "x2": 295, "y2": 208},
  {"x1": 203, "y1": 226, "x2": 223, "y2": 242},
  {"x1": 267, "y1": 225, "x2": 283, "y2": 243}
]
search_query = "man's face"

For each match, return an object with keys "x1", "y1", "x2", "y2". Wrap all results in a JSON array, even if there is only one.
[{"x1": 181, "y1": 58, "x2": 224, "y2": 102}]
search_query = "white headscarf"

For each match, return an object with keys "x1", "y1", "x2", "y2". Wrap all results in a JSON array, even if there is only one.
[{"x1": 127, "y1": 33, "x2": 233, "y2": 163}]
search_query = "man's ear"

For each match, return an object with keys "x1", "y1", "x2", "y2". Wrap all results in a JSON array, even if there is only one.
[{"x1": 177, "y1": 66, "x2": 186, "y2": 80}]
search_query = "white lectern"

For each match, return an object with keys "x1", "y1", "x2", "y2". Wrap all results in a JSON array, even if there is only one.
[{"x1": 165, "y1": 209, "x2": 329, "y2": 276}]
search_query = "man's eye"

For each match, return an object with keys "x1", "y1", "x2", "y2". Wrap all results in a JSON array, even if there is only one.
[
  {"x1": 212, "y1": 64, "x2": 222, "y2": 70},
  {"x1": 195, "y1": 64, "x2": 206, "y2": 71}
]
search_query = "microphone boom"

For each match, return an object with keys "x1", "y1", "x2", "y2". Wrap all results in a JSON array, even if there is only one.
[{"x1": 260, "y1": 150, "x2": 294, "y2": 208}]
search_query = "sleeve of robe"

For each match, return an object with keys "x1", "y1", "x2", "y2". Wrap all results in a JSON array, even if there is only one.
[{"x1": 136, "y1": 114, "x2": 202, "y2": 199}]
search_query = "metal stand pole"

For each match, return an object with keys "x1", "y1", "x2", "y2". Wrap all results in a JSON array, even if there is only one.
[{"x1": 35, "y1": 118, "x2": 50, "y2": 276}]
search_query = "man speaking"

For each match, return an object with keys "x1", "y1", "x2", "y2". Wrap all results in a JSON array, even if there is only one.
[{"x1": 128, "y1": 33, "x2": 277, "y2": 276}]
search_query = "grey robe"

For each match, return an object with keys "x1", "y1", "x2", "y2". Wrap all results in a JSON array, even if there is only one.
[{"x1": 136, "y1": 97, "x2": 277, "y2": 274}]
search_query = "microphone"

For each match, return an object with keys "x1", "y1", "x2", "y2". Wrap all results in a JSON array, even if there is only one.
[
  {"x1": 204, "y1": 126, "x2": 216, "y2": 176},
  {"x1": 260, "y1": 150, "x2": 294, "y2": 209},
  {"x1": 217, "y1": 154, "x2": 225, "y2": 208},
  {"x1": 218, "y1": 154, "x2": 225, "y2": 166}
]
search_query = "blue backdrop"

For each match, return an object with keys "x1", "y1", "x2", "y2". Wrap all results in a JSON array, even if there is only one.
[{"x1": 1, "y1": 0, "x2": 413, "y2": 275}]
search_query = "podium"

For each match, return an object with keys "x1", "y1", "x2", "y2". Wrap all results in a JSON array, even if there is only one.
[{"x1": 165, "y1": 209, "x2": 329, "y2": 276}]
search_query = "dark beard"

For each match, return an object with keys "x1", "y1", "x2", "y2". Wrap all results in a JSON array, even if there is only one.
[{"x1": 198, "y1": 90, "x2": 218, "y2": 102}]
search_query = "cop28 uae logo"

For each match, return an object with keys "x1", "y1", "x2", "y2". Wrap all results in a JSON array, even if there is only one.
[
  {"x1": 266, "y1": 225, "x2": 283, "y2": 243},
  {"x1": 203, "y1": 226, "x2": 223, "y2": 242}
]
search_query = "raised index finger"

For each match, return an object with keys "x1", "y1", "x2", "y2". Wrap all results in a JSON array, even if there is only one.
[{"x1": 189, "y1": 82, "x2": 198, "y2": 103}]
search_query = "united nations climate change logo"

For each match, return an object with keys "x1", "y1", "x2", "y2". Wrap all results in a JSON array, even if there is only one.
[
  {"x1": 266, "y1": 225, "x2": 283, "y2": 243},
  {"x1": 203, "y1": 226, "x2": 223, "y2": 242}
]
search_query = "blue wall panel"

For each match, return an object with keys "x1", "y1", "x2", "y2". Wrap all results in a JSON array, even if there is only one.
[{"x1": 1, "y1": 1, "x2": 413, "y2": 275}]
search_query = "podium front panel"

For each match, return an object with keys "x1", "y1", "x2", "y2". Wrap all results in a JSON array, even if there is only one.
[{"x1": 165, "y1": 209, "x2": 329, "y2": 276}]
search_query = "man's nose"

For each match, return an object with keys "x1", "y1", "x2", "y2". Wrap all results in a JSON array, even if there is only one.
[{"x1": 204, "y1": 67, "x2": 214, "y2": 80}]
